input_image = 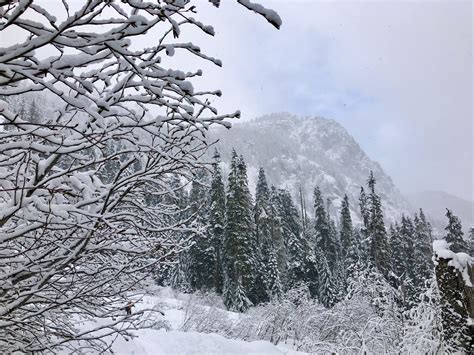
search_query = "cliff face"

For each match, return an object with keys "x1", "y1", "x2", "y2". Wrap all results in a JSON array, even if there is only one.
[{"x1": 209, "y1": 113, "x2": 410, "y2": 223}]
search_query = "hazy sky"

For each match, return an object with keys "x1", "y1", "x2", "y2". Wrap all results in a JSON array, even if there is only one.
[
  {"x1": 187, "y1": 0, "x2": 473, "y2": 201},
  {"x1": 2, "y1": 1, "x2": 472, "y2": 200}
]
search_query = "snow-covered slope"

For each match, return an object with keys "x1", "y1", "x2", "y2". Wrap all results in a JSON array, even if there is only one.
[
  {"x1": 109, "y1": 288, "x2": 304, "y2": 355},
  {"x1": 209, "y1": 113, "x2": 410, "y2": 223}
]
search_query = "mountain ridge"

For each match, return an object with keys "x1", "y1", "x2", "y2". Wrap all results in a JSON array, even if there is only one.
[{"x1": 208, "y1": 112, "x2": 411, "y2": 224}]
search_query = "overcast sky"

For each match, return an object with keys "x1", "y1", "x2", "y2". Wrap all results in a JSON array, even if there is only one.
[
  {"x1": 2, "y1": 1, "x2": 472, "y2": 201},
  {"x1": 186, "y1": 0, "x2": 472, "y2": 201}
]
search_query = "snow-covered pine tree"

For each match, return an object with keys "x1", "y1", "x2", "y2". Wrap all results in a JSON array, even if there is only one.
[
  {"x1": 359, "y1": 186, "x2": 370, "y2": 231},
  {"x1": 366, "y1": 171, "x2": 390, "y2": 277},
  {"x1": 269, "y1": 186, "x2": 287, "y2": 290},
  {"x1": 339, "y1": 194, "x2": 353, "y2": 260},
  {"x1": 313, "y1": 186, "x2": 340, "y2": 304},
  {"x1": 412, "y1": 209, "x2": 433, "y2": 292},
  {"x1": 188, "y1": 169, "x2": 213, "y2": 291},
  {"x1": 469, "y1": 228, "x2": 474, "y2": 256},
  {"x1": 275, "y1": 188, "x2": 308, "y2": 290},
  {"x1": 444, "y1": 209, "x2": 468, "y2": 253},
  {"x1": 388, "y1": 222, "x2": 405, "y2": 287},
  {"x1": 207, "y1": 150, "x2": 226, "y2": 294},
  {"x1": 253, "y1": 168, "x2": 273, "y2": 303},
  {"x1": 316, "y1": 249, "x2": 338, "y2": 308},
  {"x1": 266, "y1": 250, "x2": 283, "y2": 299},
  {"x1": 314, "y1": 187, "x2": 338, "y2": 265},
  {"x1": 222, "y1": 151, "x2": 256, "y2": 311},
  {"x1": 168, "y1": 175, "x2": 193, "y2": 292},
  {"x1": 339, "y1": 194, "x2": 360, "y2": 284},
  {"x1": 358, "y1": 186, "x2": 371, "y2": 264},
  {"x1": 399, "y1": 215, "x2": 418, "y2": 306}
]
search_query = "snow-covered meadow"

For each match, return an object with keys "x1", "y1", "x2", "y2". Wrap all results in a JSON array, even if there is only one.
[{"x1": 105, "y1": 287, "x2": 304, "y2": 355}]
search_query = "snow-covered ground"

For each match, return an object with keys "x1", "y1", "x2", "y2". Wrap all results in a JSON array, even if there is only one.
[{"x1": 110, "y1": 287, "x2": 305, "y2": 355}]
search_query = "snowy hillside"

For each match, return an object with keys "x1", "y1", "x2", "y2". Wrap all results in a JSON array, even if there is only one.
[{"x1": 209, "y1": 113, "x2": 410, "y2": 223}]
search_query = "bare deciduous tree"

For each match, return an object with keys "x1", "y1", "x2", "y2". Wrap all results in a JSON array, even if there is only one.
[{"x1": 0, "y1": 0, "x2": 280, "y2": 352}]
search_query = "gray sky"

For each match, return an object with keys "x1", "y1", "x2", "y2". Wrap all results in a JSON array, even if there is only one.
[
  {"x1": 2, "y1": 0, "x2": 472, "y2": 200},
  {"x1": 189, "y1": 0, "x2": 473, "y2": 201}
]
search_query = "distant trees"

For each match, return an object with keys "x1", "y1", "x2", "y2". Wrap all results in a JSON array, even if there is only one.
[
  {"x1": 0, "y1": 0, "x2": 281, "y2": 352},
  {"x1": 167, "y1": 152, "x2": 442, "y2": 313},
  {"x1": 445, "y1": 209, "x2": 469, "y2": 253}
]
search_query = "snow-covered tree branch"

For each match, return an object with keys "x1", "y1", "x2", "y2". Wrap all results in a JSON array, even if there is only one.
[{"x1": 0, "y1": 0, "x2": 280, "y2": 352}]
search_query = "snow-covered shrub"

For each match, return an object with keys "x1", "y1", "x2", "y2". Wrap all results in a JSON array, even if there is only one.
[
  {"x1": 229, "y1": 275, "x2": 402, "y2": 354},
  {"x1": 181, "y1": 291, "x2": 234, "y2": 335},
  {"x1": 399, "y1": 278, "x2": 444, "y2": 354}
]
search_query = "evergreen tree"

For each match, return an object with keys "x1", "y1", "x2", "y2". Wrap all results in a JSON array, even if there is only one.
[
  {"x1": 188, "y1": 170, "x2": 212, "y2": 291},
  {"x1": 253, "y1": 168, "x2": 273, "y2": 303},
  {"x1": 339, "y1": 194, "x2": 353, "y2": 259},
  {"x1": 444, "y1": 209, "x2": 468, "y2": 253},
  {"x1": 359, "y1": 186, "x2": 370, "y2": 230},
  {"x1": 389, "y1": 222, "x2": 405, "y2": 285},
  {"x1": 222, "y1": 150, "x2": 256, "y2": 311},
  {"x1": 316, "y1": 249, "x2": 337, "y2": 308},
  {"x1": 275, "y1": 189, "x2": 305, "y2": 289},
  {"x1": 366, "y1": 171, "x2": 390, "y2": 276},
  {"x1": 167, "y1": 175, "x2": 192, "y2": 291},
  {"x1": 358, "y1": 187, "x2": 371, "y2": 264},
  {"x1": 313, "y1": 187, "x2": 338, "y2": 263},
  {"x1": 269, "y1": 186, "x2": 287, "y2": 286},
  {"x1": 469, "y1": 228, "x2": 474, "y2": 256},
  {"x1": 28, "y1": 99, "x2": 41, "y2": 124},
  {"x1": 400, "y1": 215, "x2": 417, "y2": 305},
  {"x1": 339, "y1": 194, "x2": 360, "y2": 281},
  {"x1": 266, "y1": 249, "x2": 283, "y2": 299},
  {"x1": 313, "y1": 186, "x2": 340, "y2": 303},
  {"x1": 207, "y1": 150, "x2": 226, "y2": 294},
  {"x1": 346, "y1": 227, "x2": 362, "y2": 277},
  {"x1": 412, "y1": 209, "x2": 433, "y2": 290}
]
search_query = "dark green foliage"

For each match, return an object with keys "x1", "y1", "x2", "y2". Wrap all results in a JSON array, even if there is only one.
[
  {"x1": 366, "y1": 171, "x2": 390, "y2": 277},
  {"x1": 445, "y1": 209, "x2": 468, "y2": 253},
  {"x1": 253, "y1": 168, "x2": 273, "y2": 303},
  {"x1": 469, "y1": 228, "x2": 474, "y2": 257},
  {"x1": 313, "y1": 187, "x2": 338, "y2": 265},
  {"x1": 412, "y1": 210, "x2": 433, "y2": 291},
  {"x1": 316, "y1": 248, "x2": 337, "y2": 308},
  {"x1": 253, "y1": 169, "x2": 286, "y2": 302},
  {"x1": 313, "y1": 186, "x2": 341, "y2": 306},
  {"x1": 276, "y1": 189, "x2": 308, "y2": 290},
  {"x1": 188, "y1": 170, "x2": 213, "y2": 291},
  {"x1": 339, "y1": 195, "x2": 353, "y2": 259},
  {"x1": 389, "y1": 223, "x2": 404, "y2": 280},
  {"x1": 222, "y1": 150, "x2": 256, "y2": 311},
  {"x1": 207, "y1": 150, "x2": 226, "y2": 294},
  {"x1": 269, "y1": 186, "x2": 287, "y2": 288}
]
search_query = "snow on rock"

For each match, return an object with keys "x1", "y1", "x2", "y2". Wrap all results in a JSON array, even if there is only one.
[{"x1": 433, "y1": 239, "x2": 473, "y2": 287}]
